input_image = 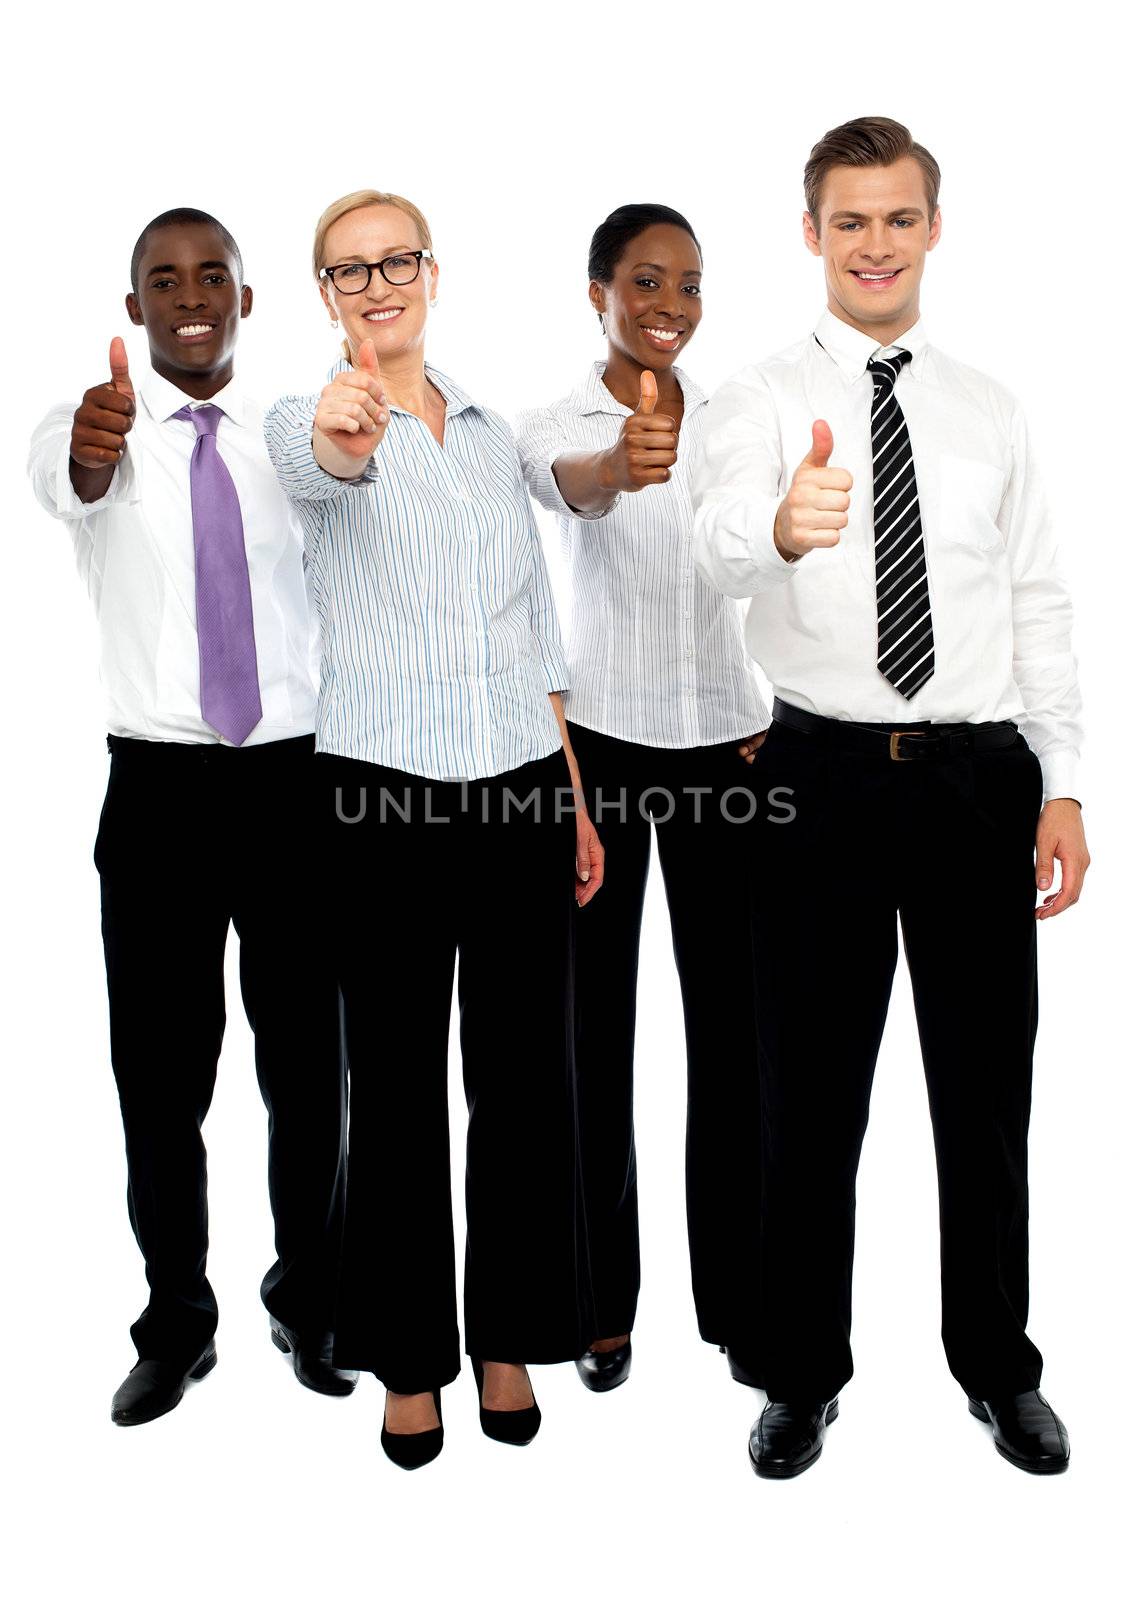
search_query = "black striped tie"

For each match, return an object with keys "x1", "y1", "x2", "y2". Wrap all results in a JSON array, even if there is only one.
[{"x1": 869, "y1": 350, "x2": 935, "y2": 699}]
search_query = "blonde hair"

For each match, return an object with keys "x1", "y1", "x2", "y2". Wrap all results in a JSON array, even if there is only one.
[{"x1": 312, "y1": 189, "x2": 434, "y2": 277}]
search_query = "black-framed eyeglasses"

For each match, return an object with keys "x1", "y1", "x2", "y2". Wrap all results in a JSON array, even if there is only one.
[{"x1": 319, "y1": 251, "x2": 434, "y2": 293}]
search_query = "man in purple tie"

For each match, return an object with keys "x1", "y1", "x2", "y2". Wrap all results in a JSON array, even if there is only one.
[{"x1": 28, "y1": 210, "x2": 355, "y2": 1424}]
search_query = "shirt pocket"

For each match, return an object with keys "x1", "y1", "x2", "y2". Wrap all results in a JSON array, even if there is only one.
[{"x1": 934, "y1": 455, "x2": 1007, "y2": 552}]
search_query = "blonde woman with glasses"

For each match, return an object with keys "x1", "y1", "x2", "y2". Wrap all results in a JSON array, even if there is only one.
[{"x1": 265, "y1": 190, "x2": 602, "y2": 1470}]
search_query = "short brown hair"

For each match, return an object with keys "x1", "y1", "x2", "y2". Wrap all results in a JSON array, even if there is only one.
[
  {"x1": 312, "y1": 189, "x2": 434, "y2": 277},
  {"x1": 804, "y1": 117, "x2": 940, "y2": 227}
]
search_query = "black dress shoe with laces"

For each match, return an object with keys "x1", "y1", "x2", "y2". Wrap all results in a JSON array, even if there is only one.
[
  {"x1": 749, "y1": 1397, "x2": 839, "y2": 1478},
  {"x1": 111, "y1": 1343, "x2": 217, "y2": 1426},
  {"x1": 270, "y1": 1320, "x2": 358, "y2": 1397},
  {"x1": 381, "y1": 1390, "x2": 444, "y2": 1471},
  {"x1": 968, "y1": 1391, "x2": 1070, "y2": 1474},
  {"x1": 576, "y1": 1338, "x2": 632, "y2": 1393}
]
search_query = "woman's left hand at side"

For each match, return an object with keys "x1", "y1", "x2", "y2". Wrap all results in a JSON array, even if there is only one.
[{"x1": 576, "y1": 809, "x2": 605, "y2": 907}]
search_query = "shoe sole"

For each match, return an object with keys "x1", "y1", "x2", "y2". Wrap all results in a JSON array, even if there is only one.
[
  {"x1": 112, "y1": 1347, "x2": 217, "y2": 1427},
  {"x1": 967, "y1": 1399, "x2": 1070, "y2": 1474},
  {"x1": 750, "y1": 1398, "x2": 839, "y2": 1479}
]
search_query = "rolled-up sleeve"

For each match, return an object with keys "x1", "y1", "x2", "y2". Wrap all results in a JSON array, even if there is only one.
[
  {"x1": 29, "y1": 404, "x2": 139, "y2": 520},
  {"x1": 516, "y1": 405, "x2": 618, "y2": 523},
  {"x1": 692, "y1": 369, "x2": 797, "y2": 598},
  {"x1": 264, "y1": 393, "x2": 379, "y2": 503},
  {"x1": 1000, "y1": 404, "x2": 1082, "y2": 802}
]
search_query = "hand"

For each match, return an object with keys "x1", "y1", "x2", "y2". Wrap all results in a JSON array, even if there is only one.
[
  {"x1": 773, "y1": 421, "x2": 852, "y2": 560},
  {"x1": 575, "y1": 807, "x2": 605, "y2": 908},
  {"x1": 738, "y1": 729, "x2": 769, "y2": 765},
  {"x1": 598, "y1": 369, "x2": 679, "y2": 492},
  {"x1": 313, "y1": 338, "x2": 390, "y2": 462},
  {"x1": 1034, "y1": 799, "x2": 1090, "y2": 920},
  {"x1": 69, "y1": 337, "x2": 136, "y2": 469}
]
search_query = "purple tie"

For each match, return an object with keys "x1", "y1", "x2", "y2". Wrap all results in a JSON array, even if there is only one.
[{"x1": 175, "y1": 404, "x2": 263, "y2": 746}]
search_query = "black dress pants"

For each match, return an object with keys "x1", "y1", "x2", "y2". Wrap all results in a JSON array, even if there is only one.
[
  {"x1": 746, "y1": 711, "x2": 1045, "y2": 1402},
  {"x1": 567, "y1": 723, "x2": 763, "y2": 1363},
  {"x1": 95, "y1": 734, "x2": 347, "y2": 1362},
  {"x1": 322, "y1": 748, "x2": 592, "y2": 1394}
]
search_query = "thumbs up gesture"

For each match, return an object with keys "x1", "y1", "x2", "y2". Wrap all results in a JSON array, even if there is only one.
[
  {"x1": 599, "y1": 369, "x2": 680, "y2": 492},
  {"x1": 313, "y1": 338, "x2": 390, "y2": 472},
  {"x1": 69, "y1": 337, "x2": 137, "y2": 469},
  {"x1": 773, "y1": 421, "x2": 853, "y2": 560}
]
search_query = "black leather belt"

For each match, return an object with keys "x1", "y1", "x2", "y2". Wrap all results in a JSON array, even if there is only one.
[{"x1": 771, "y1": 699, "x2": 1019, "y2": 763}]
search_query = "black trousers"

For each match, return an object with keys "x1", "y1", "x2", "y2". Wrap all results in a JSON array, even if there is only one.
[
  {"x1": 95, "y1": 734, "x2": 347, "y2": 1362},
  {"x1": 568, "y1": 723, "x2": 763, "y2": 1362},
  {"x1": 321, "y1": 748, "x2": 592, "y2": 1394},
  {"x1": 745, "y1": 711, "x2": 1045, "y2": 1402}
]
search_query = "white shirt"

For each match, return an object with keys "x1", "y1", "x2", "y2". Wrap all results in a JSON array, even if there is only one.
[
  {"x1": 28, "y1": 368, "x2": 318, "y2": 745},
  {"x1": 265, "y1": 362, "x2": 566, "y2": 783},
  {"x1": 692, "y1": 308, "x2": 1082, "y2": 801},
  {"x1": 517, "y1": 362, "x2": 768, "y2": 748}
]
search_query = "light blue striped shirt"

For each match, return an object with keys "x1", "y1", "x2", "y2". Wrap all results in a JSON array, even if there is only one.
[
  {"x1": 266, "y1": 361, "x2": 568, "y2": 781},
  {"x1": 517, "y1": 363, "x2": 768, "y2": 748}
]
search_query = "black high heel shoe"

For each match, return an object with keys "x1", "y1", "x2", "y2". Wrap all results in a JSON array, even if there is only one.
[
  {"x1": 576, "y1": 1337, "x2": 632, "y2": 1393},
  {"x1": 380, "y1": 1388, "x2": 444, "y2": 1471},
  {"x1": 471, "y1": 1357, "x2": 541, "y2": 1445}
]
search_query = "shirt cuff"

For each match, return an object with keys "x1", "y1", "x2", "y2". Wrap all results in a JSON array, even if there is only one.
[
  {"x1": 528, "y1": 455, "x2": 619, "y2": 522},
  {"x1": 1039, "y1": 749, "x2": 1081, "y2": 805},
  {"x1": 54, "y1": 444, "x2": 138, "y2": 515},
  {"x1": 265, "y1": 399, "x2": 380, "y2": 501}
]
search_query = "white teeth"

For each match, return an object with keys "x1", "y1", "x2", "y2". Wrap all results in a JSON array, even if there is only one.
[
  {"x1": 643, "y1": 327, "x2": 679, "y2": 341},
  {"x1": 856, "y1": 272, "x2": 897, "y2": 281},
  {"x1": 176, "y1": 324, "x2": 214, "y2": 336},
  {"x1": 364, "y1": 309, "x2": 402, "y2": 321}
]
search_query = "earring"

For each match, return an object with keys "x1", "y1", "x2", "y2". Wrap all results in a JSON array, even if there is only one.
[
  {"x1": 597, "y1": 312, "x2": 606, "y2": 335},
  {"x1": 330, "y1": 318, "x2": 339, "y2": 330}
]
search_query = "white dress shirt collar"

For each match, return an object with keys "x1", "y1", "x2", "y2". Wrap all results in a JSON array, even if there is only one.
[
  {"x1": 813, "y1": 306, "x2": 930, "y2": 384},
  {"x1": 140, "y1": 366, "x2": 251, "y2": 428},
  {"x1": 575, "y1": 360, "x2": 707, "y2": 419}
]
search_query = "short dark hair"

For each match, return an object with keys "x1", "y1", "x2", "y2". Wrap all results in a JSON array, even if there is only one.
[
  {"x1": 804, "y1": 117, "x2": 940, "y2": 226},
  {"x1": 129, "y1": 208, "x2": 243, "y2": 293},
  {"x1": 588, "y1": 203, "x2": 702, "y2": 283}
]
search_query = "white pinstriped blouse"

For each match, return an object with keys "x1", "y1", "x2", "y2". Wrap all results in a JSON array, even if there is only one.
[
  {"x1": 517, "y1": 363, "x2": 769, "y2": 749},
  {"x1": 266, "y1": 361, "x2": 568, "y2": 782}
]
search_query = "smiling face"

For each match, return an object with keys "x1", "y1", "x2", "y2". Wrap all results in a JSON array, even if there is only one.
[
  {"x1": 589, "y1": 223, "x2": 702, "y2": 371},
  {"x1": 126, "y1": 221, "x2": 250, "y2": 391},
  {"x1": 318, "y1": 204, "x2": 436, "y2": 365},
  {"x1": 804, "y1": 157, "x2": 940, "y2": 340}
]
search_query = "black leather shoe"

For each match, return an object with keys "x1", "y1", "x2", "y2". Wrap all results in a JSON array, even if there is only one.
[
  {"x1": 749, "y1": 1397, "x2": 839, "y2": 1478},
  {"x1": 270, "y1": 1320, "x2": 358, "y2": 1397},
  {"x1": 720, "y1": 1344, "x2": 766, "y2": 1388},
  {"x1": 111, "y1": 1343, "x2": 217, "y2": 1426},
  {"x1": 381, "y1": 1389, "x2": 444, "y2": 1471},
  {"x1": 968, "y1": 1391, "x2": 1070, "y2": 1474},
  {"x1": 576, "y1": 1338, "x2": 632, "y2": 1393},
  {"x1": 471, "y1": 1357, "x2": 541, "y2": 1445}
]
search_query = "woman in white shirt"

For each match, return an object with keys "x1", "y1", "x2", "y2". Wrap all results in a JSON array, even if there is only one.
[
  {"x1": 517, "y1": 204, "x2": 769, "y2": 1394},
  {"x1": 266, "y1": 190, "x2": 602, "y2": 1469}
]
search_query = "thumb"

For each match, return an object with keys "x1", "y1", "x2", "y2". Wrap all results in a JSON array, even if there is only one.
[
  {"x1": 635, "y1": 369, "x2": 658, "y2": 416},
  {"x1": 802, "y1": 418, "x2": 833, "y2": 469},
  {"x1": 356, "y1": 337, "x2": 382, "y2": 380},
  {"x1": 109, "y1": 336, "x2": 134, "y2": 399}
]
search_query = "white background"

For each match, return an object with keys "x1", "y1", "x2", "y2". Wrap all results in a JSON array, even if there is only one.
[{"x1": 3, "y1": 3, "x2": 1121, "y2": 1596}]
